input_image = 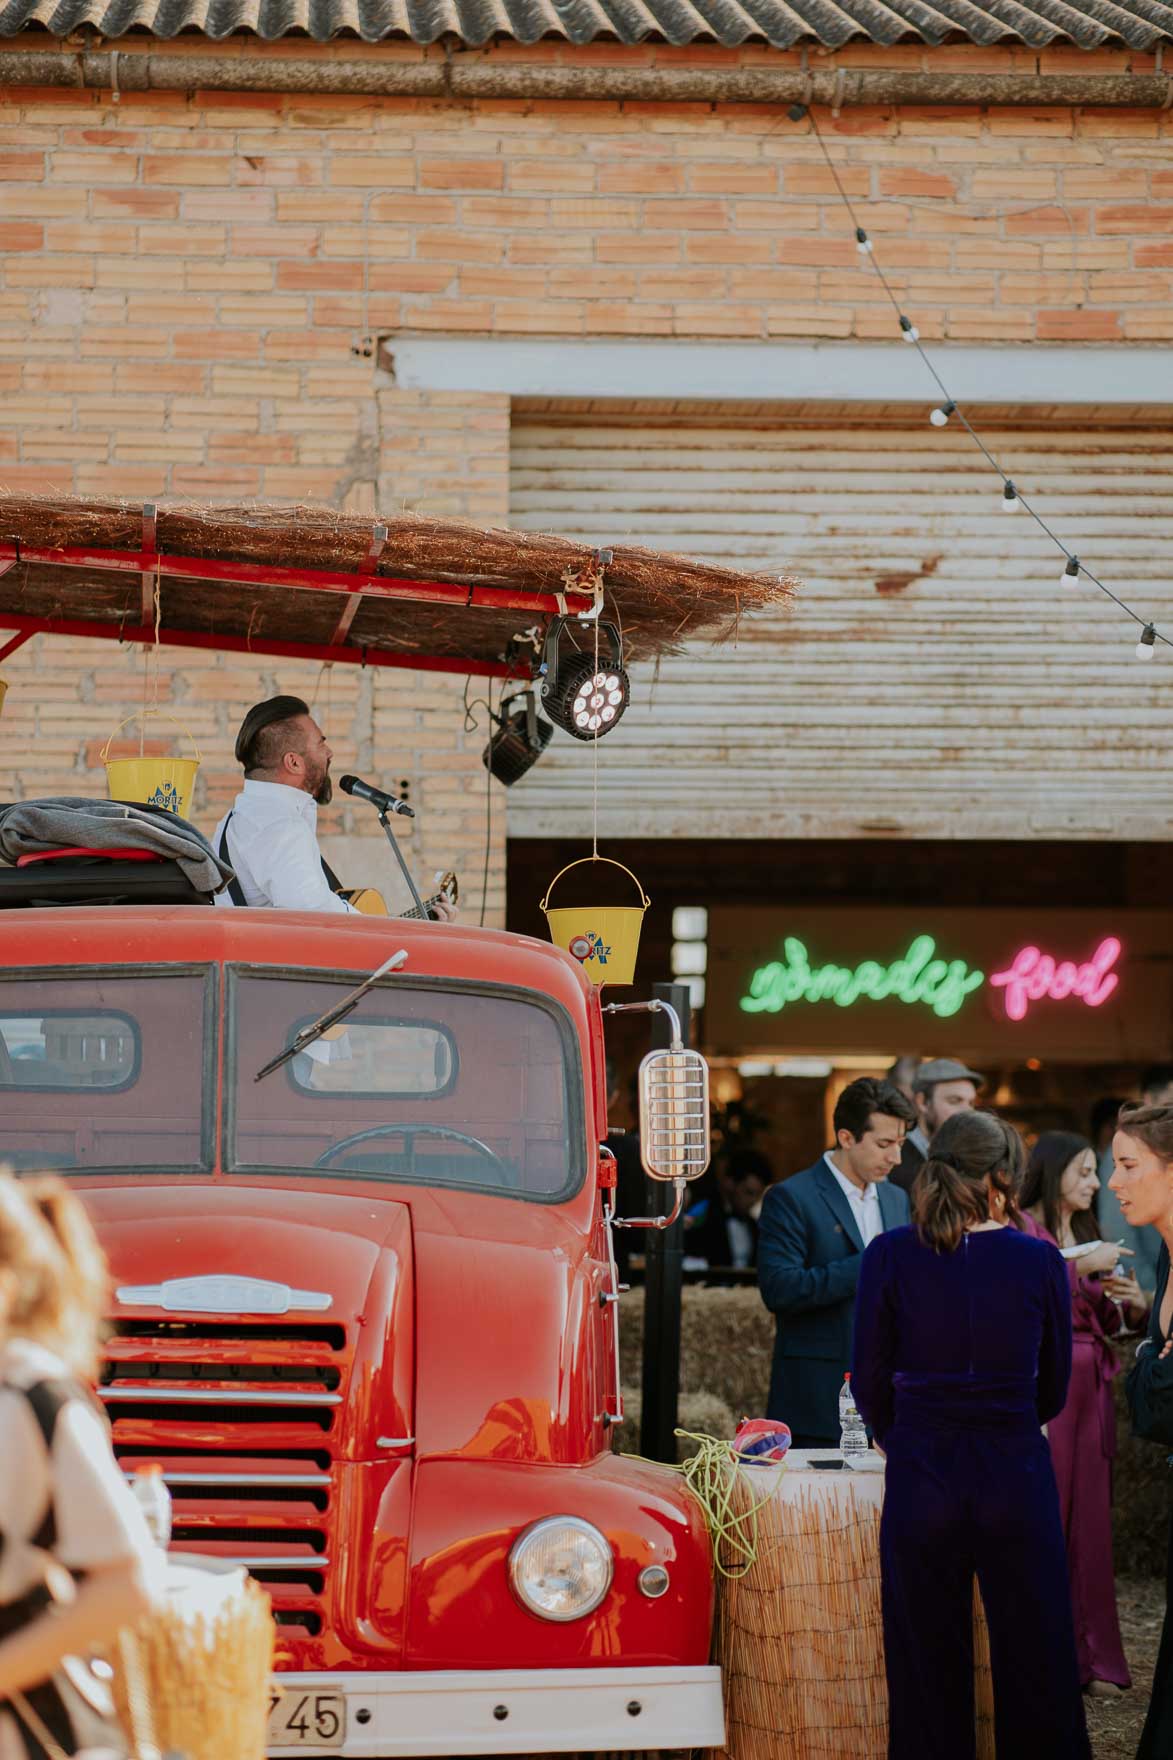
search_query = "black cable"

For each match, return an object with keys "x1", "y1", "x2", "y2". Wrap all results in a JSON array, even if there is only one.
[{"x1": 791, "y1": 103, "x2": 1170, "y2": 650}]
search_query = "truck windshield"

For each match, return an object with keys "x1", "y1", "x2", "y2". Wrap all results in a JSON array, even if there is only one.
[
  {"x1": 229, "y1": 970, "x2": 582, "y2": 1201},
  {"x1": 0, "y1": 968, "x2": 213, "y2": 1173}
]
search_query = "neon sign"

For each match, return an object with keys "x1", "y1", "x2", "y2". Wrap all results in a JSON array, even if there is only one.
[
  {"x1": 740, "y1": 936, "x2": 986, "y2": 1021},
  {"x1": 989, "y1": 937, "x2": 1121, "y2": 1022},
  {"x1": 739, "y1": 933, "x2": 1125, "y2": 1023}
]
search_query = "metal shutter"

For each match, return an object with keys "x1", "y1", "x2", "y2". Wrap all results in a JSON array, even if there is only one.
[{"x1": 507, "y1": 405, "x2": 1173, "y2": 842}]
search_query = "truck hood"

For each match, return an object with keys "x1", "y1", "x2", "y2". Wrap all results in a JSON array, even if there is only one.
[
  {"x1": 86, "y1": 1181, "x2": 415, "y2": 1467},
  {"x1": 86, "y1": 1180, "x2": 405, "y2": 1327}
]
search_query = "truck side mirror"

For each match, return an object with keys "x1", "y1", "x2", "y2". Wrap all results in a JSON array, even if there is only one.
[{"x1": 638, "y1": 1047, "x2": 710, "y2": 1184}]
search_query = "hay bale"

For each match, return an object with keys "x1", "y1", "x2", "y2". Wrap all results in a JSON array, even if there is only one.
[{"x1": 615, "y1": 1385, "x2": 738, "y2": 1462}]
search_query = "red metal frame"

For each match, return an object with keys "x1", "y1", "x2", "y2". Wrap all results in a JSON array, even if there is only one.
[{"x1": 0, "y1": 536, "x2": 583, "y2": 679}]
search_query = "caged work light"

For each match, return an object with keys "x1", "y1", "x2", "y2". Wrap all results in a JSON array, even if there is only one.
[
  {"x1": 540, "y1": 619, "x2": 630, "y2": 742},
  {"x1": 482, "y1": 690, "x2": 554, "y2": 786}
]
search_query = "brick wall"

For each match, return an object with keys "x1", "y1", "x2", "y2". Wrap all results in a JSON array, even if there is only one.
[{"x1": 0, "y1": 43, "x2": 1167, "y2": 910}]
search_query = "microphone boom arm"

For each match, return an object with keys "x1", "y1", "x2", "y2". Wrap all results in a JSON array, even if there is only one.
[{"x1": 376, "y1": 803, "x2": 429, "y2": 920}]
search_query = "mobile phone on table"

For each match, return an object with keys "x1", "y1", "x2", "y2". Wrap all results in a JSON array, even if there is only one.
[{"x1": 809, "y1": 1458, "x2": 845, "y2": 1470}]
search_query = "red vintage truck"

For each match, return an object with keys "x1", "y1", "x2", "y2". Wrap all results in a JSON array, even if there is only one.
[{"x1": 0, "y1": 899, "x2": 723, "y2": 1757}]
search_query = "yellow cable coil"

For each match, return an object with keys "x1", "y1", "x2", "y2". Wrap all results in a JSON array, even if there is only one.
[{"x1": 633, "y1": 1431, "x2": 789, "y2": 1581}]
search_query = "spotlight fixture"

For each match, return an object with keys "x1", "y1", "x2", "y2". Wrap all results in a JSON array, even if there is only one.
[
  {"x1": 1136, "y1": 623, "x2": 1157, "y2": 661},
  {"x1": 540, "y1": 619, "x2": 630, "y2": 742},
  {"x1": 1061, "y1": 557, "x2": 1080, "y2": 587},
  {"x1": 482, "y1": 690, "x2": 554, "y2": 785}
]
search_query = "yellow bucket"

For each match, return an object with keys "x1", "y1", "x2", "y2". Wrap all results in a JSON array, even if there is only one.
[
  {"x1": 101, "y1": 712, "x2": 202, "y2": 819},
  {"x1": 540, "y1": 857, "x2": 650, "y2": 987}
]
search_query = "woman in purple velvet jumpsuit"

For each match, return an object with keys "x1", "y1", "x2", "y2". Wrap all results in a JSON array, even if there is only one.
[{"x1": 852, "y1": 1110, "x2": 1089, "y2": 1760}]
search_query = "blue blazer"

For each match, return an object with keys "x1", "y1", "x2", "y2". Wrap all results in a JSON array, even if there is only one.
[{"x1": 757, "y1": 1158, "x2": 910, "y2": 1442}]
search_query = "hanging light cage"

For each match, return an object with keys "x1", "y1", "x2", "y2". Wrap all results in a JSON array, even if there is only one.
[
  {"x1": 541, "y1": 620, "x2": 630, "y2": 742},
  {"x1": 482, "y1": 690, "x2": 554, "y2": 786}
]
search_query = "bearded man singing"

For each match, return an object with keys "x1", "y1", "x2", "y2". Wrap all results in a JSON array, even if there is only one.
[{"x1": 213, "y1": 695, "x2": 456, "y2": 918}]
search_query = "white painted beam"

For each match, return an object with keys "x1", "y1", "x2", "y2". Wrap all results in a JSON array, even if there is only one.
[{"x1": 385, "y1": 338, "x2": 1173, "y2": 405}]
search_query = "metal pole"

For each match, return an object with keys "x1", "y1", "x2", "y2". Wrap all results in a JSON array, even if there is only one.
[
  {"x1": 639, "y1": 981, "x2": 691, "y2": 1464},
  {"x1": 376, "y1": 807, "x2": 429, "y2": 919}
]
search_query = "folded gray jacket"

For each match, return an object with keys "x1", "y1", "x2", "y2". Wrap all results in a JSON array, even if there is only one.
[{"x1": 0, "y1": 797, "x2": 233, "y2": 895}]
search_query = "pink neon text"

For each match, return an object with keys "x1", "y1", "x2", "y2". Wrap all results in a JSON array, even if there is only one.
[{"x1": 988, "y1": 937, "x2": 1121, "y2": 1023}]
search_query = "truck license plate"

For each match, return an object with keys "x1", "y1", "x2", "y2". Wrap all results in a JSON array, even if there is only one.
[{"x1": 268, "y1": 1689, "x2": 346, "y2": 1749}]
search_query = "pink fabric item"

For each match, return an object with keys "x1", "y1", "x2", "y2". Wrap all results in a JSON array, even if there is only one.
[{"x1": 1021, "y1": 1213, "x2": 1131, "y2": 1690}]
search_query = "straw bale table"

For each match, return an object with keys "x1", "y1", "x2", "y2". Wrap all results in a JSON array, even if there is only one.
[{"x1": 715, "y1": 1448, "x2": 994, "y2": 1760}]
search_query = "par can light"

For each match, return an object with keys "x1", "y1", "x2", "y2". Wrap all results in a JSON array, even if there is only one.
[
  {"x1": 482, "y1": 691, "x2": 553, "y2": 786},
  {"x1": 541, "y1": 620, "x2": 630, "y2": 742}
]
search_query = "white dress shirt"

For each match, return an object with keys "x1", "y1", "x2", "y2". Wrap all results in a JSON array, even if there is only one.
[
  {"x1": 824, "y1": 1152, "x2": 883, "y2": 1248},
  {"x1": 213, "y1": 779, "x2": 357, "y2": 913}
]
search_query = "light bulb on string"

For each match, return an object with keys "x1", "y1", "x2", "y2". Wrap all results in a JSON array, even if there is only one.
[
  {"x1": 1060, "y1": 557, "x2": 1080, "y2": 588},
  {"x1": 1136, "y1": 623, "x2": 1157, "y2": 661},
  {"x1": 929, "y1": 402, "x2": 955, "y2": 428},
  {"x1": 1001, "y1": 482, "x2": 1020, "y2": 513},
  {"x1": 855, "y1": 227, "x2": 873, "y2": 256},
  {"x1": 899, "y1": 315, "x2": 919, "y2": 343}
]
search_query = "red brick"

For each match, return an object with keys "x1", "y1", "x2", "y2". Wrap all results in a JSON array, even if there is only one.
[
  {"x1": 0, "y1": 153, "x2": 44, "y2": 181},
  {"x1": 0, "y1": 223, "x2": 41, "y2": 250},
  {"x1": 877, "y1": 169, "x2": 957, "y2": 198},
  {"x1": 1036, "y1": 308, "x2": 1122, "y2": 340},
  {"x1": 1097, "y1": 204, "x2": 1173, "y2": 234},
  {"x1": 92, "y1": 188, "x2": 179, "y2": 219},
  {"x1": 419, "y1": 158, "x2": 504, "y2": 192}
]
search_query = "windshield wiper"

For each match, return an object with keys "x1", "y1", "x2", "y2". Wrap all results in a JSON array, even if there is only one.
[{"x1": 253, "y1": 948, "x2": 409, "y2": 1084}]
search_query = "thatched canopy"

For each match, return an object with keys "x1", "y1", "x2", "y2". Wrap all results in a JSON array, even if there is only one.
[{"x1": 0, "y1": 496, "x2": 796, "y2": 680}]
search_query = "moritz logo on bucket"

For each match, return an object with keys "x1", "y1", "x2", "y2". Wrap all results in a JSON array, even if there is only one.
[{"x1": 740, "y1": 934, "x2": 1123, "y2": 1024}]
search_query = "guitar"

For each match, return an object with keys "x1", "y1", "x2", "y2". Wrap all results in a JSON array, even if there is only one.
[{"x1": 339, "y1": 872, "x2": 459, "y2": 920}]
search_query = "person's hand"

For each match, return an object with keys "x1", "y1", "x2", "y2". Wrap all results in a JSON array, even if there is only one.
[
  {"x1": 1104, "y1": 1268, "x2": 1151, "y2": 1318},
  {"x1": 430, "y1": 898, "x2": 459, "y2": 923},
  {"x1": 1082, "y1": 1241, "x2": 1133, "y2": 1277}
]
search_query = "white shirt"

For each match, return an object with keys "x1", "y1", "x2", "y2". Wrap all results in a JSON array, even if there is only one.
[
  {"x1": 214, "y1": 779, "x2": 357, "y2": 913},
  {"x1": 825, "y1": 1152, "x2": 883, "y2": 1248}
]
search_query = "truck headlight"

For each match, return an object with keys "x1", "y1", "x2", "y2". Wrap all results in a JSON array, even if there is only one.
[{"x1": 508, "y1": 1517, "x2": 613, "y2": 1622}]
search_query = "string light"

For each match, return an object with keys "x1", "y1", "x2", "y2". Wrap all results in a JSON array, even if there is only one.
[{"x1": 786, "y1": 101, "x2": 1169, "y2": 659}]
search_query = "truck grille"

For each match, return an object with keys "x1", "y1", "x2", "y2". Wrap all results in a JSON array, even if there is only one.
[{"x1": 104, "y1": 1318, "x2": 347, "y2": 1639}]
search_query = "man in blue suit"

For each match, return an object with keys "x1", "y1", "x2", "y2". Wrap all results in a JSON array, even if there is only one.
[{"x1": 758, "y1": 1076, "x2": 915, "y2": 1446}]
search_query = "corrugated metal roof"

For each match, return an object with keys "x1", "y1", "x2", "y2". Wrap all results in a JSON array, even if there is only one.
[{"x1": 3, "y1": 0, "x2": 1172, "y2": 48}]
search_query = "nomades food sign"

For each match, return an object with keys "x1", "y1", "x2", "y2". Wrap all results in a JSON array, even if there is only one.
[
  {"x1": 706, "y1": 909, "x2": 1173, "y2": 1062},
  {"x1": 741, "y1": 934, "x2": 1122, "y2": 1023}
]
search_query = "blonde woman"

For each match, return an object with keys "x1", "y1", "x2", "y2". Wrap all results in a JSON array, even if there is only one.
[{"x1": 0, "y1": 1174, "x2": 158, "y2": 1759}]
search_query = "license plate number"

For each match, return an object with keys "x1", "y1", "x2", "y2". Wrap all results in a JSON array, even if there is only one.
[{"x1": 268, "y1": 1690, "x2": 347, "y2": 1749}]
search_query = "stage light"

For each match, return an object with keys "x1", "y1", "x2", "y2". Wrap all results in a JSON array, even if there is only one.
[
  {"x1": 482, "y1": 690, "x2": 553, "y2": 785},
  {"x1": 540, "y1": 619, "x2": 630, "y2": 741}
]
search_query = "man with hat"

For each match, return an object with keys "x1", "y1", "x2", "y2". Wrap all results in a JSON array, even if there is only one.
[
  {"x1": 892, "y1": 1057, "x2": 983, "y2": 1193},
  {"x1": 214, "y1": 695, "x2": 456, "y2": 917}
]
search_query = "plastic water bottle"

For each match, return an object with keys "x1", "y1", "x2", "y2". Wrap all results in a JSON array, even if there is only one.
[
  {"x1": 838, "y1": 1373, "x2": 869, "y2": 1469},
  {"x1": 131, "y1": 1462, "x2": 172, "y2": 1548}
]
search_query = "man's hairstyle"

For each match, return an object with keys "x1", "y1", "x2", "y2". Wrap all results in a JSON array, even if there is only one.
[
  {"x1": 1141, "y1": 1064, "x2": 1173, "y2": 1102},
  {"x1": 234, "y1": 696, "x2": 311, "y2": 774},
  {"x1": 833, "y1": 1076, "x2": 915, "y2": 1143}
]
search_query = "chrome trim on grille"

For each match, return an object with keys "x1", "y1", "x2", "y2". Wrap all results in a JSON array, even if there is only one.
[
  {"x1": 219, "y1": 1556, "x2": 331, "y2": 1571},
  {"x1": 123, "y1": 1471, "x2": 332, "y2": 1488},
  {"x1": 100, "y1": 1388, "x2": 341, "y2": 1406}
]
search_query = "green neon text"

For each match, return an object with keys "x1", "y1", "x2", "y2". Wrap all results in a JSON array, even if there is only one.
[{"x1": 739, "y1": 935, "x2": 986, "y2": 1021}]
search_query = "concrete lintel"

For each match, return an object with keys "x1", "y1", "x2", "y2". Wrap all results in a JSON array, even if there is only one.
[{"x1": 385, "y1": 338, "x2": 1173, "y2": 406}]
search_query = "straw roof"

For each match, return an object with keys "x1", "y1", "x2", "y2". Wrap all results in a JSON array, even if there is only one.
[{"x1": 0, "y1": 495, "x2": 796, "y2": 679}]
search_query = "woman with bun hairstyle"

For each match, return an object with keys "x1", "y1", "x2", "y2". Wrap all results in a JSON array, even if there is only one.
[
  {"x1": 852, "y1": 1110, "x2": 1088, "y2": 1760},
  {"x1": 0, "y1": 1172, "x2": 158, "y2": 1758},
  {"x1": 1020, "y1": 1131, "x2": 1138, "y2": 1697},
  {"x1": 1109, "y1": 1104, "x2": 1173, "y2": 1757}
]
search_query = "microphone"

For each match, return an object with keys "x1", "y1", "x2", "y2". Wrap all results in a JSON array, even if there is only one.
[{"x1": 339, "y1": 774, "x2": 415, "y2": 818}]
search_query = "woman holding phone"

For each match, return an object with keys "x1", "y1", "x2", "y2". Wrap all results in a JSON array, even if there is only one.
[{"x1": 1020, "y1": 1130, "x2": 1139, "y2": 1697}]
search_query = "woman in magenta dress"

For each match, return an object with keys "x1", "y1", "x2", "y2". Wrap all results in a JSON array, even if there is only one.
[
  {"x1": 852, "y1": 1110, "x2": 1088, "y2": 1760},
  {"x1": 1020, "y1": 1131, "x2": 1144, "y2": 1697}
]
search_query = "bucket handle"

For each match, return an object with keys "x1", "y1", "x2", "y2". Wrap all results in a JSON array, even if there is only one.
[
  {"x1": 540, "y1": 856, "x2": 650, "y2": 915},
  {"x1": 100, "y1": 710, "x2": 202, "y2": 765}
]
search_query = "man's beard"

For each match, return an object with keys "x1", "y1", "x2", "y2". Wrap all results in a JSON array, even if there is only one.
[{"x1": 311, "y1": 768, "x2": 332, "y2": 805}]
